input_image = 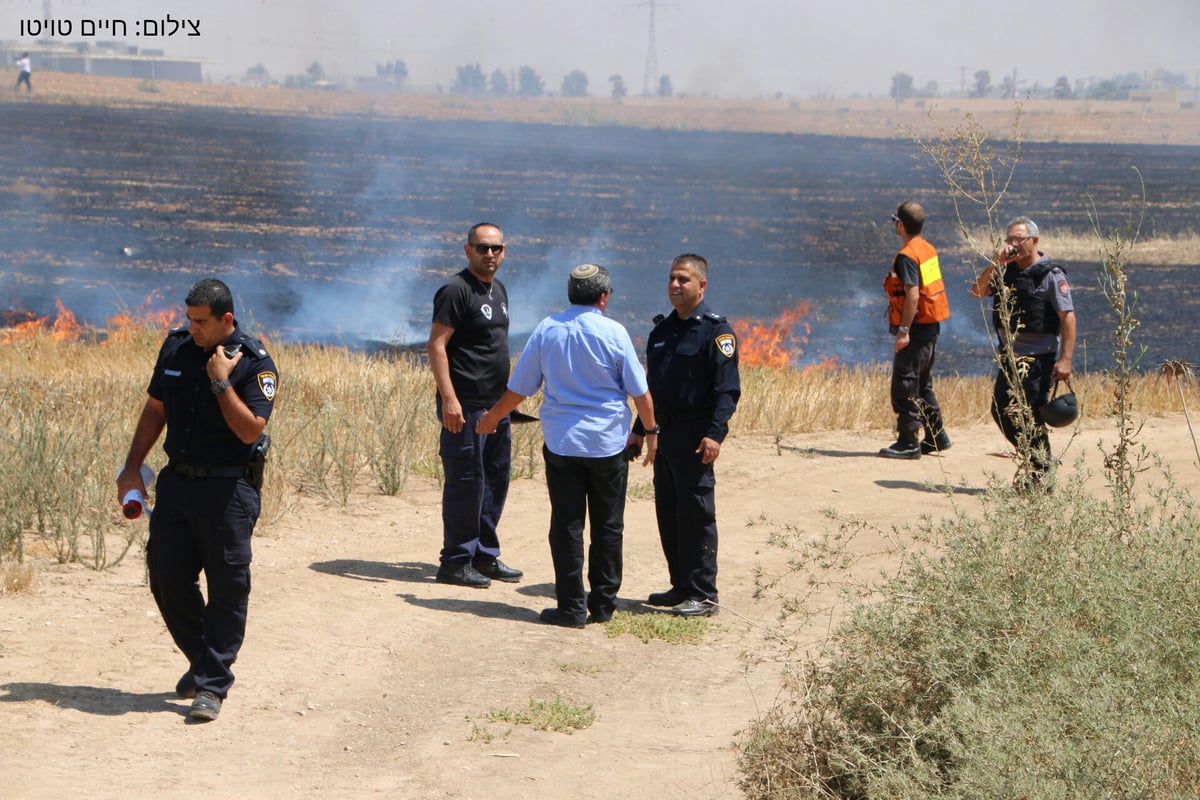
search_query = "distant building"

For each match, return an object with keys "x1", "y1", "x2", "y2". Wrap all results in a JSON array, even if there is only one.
[{"x1": 2, "y1": 41, "x2": 204, "y2": 82}]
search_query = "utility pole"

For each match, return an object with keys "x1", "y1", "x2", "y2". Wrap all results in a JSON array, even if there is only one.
[{"x1": 628, "y1": 0, "x2": 674, "y2": 96}]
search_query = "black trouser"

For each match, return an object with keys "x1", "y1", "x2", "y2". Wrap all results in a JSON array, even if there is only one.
[
  {"x1": 542, "y1": 446, "x2": 627, "y2": 621},
  {"x1": 437, "y1": 399, "x2": 511, "y2": 565},
  {"x1": 890, "y1": 334, "x2": 945, "y2": 442},
  {"x1": 991, "y1": 352, "x2": 1055, "y2": 470},
  {"x1": 653, "y1": 418, "x2": 719, "y2": 603},
  {"x1": 147, "y1": 467, "x2": 258, "y2": 699}
]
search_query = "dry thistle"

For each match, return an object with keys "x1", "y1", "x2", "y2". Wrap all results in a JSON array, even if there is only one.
[{"x1": 1160, "y1": 359, "x2": 1200, "y2": 469}]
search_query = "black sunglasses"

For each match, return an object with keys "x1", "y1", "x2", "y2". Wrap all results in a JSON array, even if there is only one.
[
  {"x1": 890, "y1": 214, "x2": 902, "y2": 223},
  {"x1": 471, "y1": 243, "x2": 505, "y2": 255}
]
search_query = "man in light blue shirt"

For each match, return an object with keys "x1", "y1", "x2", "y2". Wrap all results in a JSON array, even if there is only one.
[{"x1": 478, "y1": 264, "x2": 658, "y2": 628}]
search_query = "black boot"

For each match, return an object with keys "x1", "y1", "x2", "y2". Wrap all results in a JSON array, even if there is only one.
[
  {"x1": 879, "y1": 437, "x2": 921, "y2": 459},
  {"x1": 920, "y1": 430, "x2": 952, "y2": 454}
]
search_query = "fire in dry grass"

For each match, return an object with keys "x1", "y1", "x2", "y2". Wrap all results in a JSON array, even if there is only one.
[
  {"x1": 0, "y1": 295, "x2": 183, "y2": 345},
  {"x1": 732, "y1": 303, "x2": 839, "y2": 370}
]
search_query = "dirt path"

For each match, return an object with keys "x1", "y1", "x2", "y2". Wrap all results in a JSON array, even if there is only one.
[{"x1": 3, "y1": 417, "x2": 1198, "y2": 799}]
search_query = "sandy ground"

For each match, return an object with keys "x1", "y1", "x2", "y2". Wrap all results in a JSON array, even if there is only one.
[{"x1": 2, "y1": 416, "x2": 1199, "y2": 800}]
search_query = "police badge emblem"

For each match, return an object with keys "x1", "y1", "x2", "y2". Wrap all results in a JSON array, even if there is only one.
[
  {"x1": 715, "y1": 333, "x2": 736, "y2": 358},
  {"x1": 258, "y1": 372, "x2": 277, "y2": 400}
]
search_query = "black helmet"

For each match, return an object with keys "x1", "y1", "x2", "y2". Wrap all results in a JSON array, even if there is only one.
[{"x1": 1040, "y1": 381, "x2": 1079, "y2": 428}]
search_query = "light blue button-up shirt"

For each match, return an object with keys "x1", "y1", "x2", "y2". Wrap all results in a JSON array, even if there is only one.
[{"x1": 508, "y1": 305, "x2": 649, "y2": 458}]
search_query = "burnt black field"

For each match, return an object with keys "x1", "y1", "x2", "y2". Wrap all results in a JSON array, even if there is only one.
[{"x1": 0, "y1": 100, "x2": 1197, "y2": 374}]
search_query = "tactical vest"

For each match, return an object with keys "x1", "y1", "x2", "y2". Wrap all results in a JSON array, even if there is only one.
[
  {"x1": 995, "y1": 260, "x2": 1064, "y2": 336},
  {"x1": 885, "y1": 237, "x2": 950, "y2": 325}
]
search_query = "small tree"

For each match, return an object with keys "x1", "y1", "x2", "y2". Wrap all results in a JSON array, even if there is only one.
[
  {"x1": 560, "y1": 69, "x2": 588, "y2": 97},
  {"x1": 243, "y1": 63, "x2": 269, "y2": 87},
  {"x1": 998, "y1": 73, "x2": 1016, "y2": 99},
  {"x1": 376, "y1": 60, "x2": 407, "y2": 90},
  {"x1": 971, "y1": 69, "x2": 991, "y2": 98},
  {"x1": 657, "y1": 74, "x2": 673, "y2": 98},
  {"x1": 890, "y1": 72, "x2": 914, "y2": 103},
  {"x1": 1086, "y1": 79, "x2": 1128, "y2": 100},
  {"x1": 1053, "y1": 75, "x2": 1074, "y2": 100},
  {"x1": 609, "y1": 74, "x2": 626, "y2": 100},
  {"x1": 306, "y1": 61, "x2": 325, "y2": 83},
  {"x1": 489, "y1": 69, "x2": 510, "y2": 96},
  {"x1": 517, "y1": 65, "x2": 544, "y2": 97},
  {"x1": 451, "y1": 63, "x2": 487, "y2": 96}
]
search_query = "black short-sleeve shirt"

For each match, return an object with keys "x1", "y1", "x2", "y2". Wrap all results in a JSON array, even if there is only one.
[{"x1": 431, "y1": 269, "x2": 510, "y2": 406}]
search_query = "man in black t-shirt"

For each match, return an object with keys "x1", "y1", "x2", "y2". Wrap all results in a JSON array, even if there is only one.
[{"x1": 427, "y1": 222, "x2": 523, "y2": 588}]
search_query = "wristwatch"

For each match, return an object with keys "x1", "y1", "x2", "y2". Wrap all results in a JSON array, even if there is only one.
[
  {"x1": 897, "y1": 326, "x2": 910, "y2": 335},
  {"x1": 644, "y1": 424, "x2": 661, "y2": 435},
  {"x1": 210, "y1": 378, "x2": 232, "y2": 395}
]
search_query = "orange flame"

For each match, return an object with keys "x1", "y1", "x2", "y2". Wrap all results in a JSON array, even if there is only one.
[
  {"x1": 0, "y1": 310, "x2": 47, "y2": 344},
  {"x1": 1, "y1": 296, "x2": 183, "y2": 345},
  {"x1": 50, "y1": 298, "x2": 82, "y2": 341},
  {"x1": 103, "y1": 294, "x2": 184, "y2": 344},
  {"x1": 732, "y1": 303, "x2": 815, "y2": 368}
]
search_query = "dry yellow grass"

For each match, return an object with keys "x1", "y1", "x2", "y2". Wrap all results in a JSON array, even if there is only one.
[
  {"x1": 945, "y1": 228, "x2": 1200, "y2": 265},
  {"x1": 1, "y1": 327, "x2": 1197, "y2": 580},
  {"x1": 21, "y1": 71, "x2": 1200, "y2": 147},
  {"x1": 2, "y1": 328, "x2": 1195, "y2": 445}
]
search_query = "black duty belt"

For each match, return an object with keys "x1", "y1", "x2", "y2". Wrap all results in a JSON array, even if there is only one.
[
  {"x1": 656, "y1": 411, "x2": 709, "y2": 424},
  {"x1": 169, "y1": 461, "x2": 249, "y2": 480}
]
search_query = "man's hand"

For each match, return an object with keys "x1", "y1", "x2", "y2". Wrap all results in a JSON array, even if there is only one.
[
  {"x1": 441, "y1": 398, "x2": 466, "y2": 433},
  {"x1": 206, "y1": 348, "x2": 241, "y2": 381},
  {"x1": 115, "y1": 464, "x2": 148, "y2": 505},
  {"x1": 476, "y1": 408, "x2": 500, "y2": 435},
  {"x1": 1052, "y1": 358, "x2": 1072, "y2": 382},
  {"x1": 894, "y1": 331, "x2": 910, "y2": 352},
  {"x1": 695, "y1": 437, "x2": 721, "y2": 464}
]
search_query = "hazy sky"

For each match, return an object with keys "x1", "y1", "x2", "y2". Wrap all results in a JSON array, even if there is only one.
[{"x1": 4, "y1": 0, "x2": 1198, "y2": 97}]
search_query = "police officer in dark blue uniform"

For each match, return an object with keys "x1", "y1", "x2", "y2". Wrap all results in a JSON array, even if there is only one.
[
  {"x1": 117, "y1": 278, "x2": 278, "y2": 722},
  {"x1": 631, "y1": 254, "x2": 740, "y2": 617}
]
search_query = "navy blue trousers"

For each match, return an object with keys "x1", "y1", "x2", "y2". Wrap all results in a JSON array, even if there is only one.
[
  {"x1": 147, "y1": 468, "x2": 258, "y2": 699},
  {"x1": 652, "y1": 418, "x2": 719, "y2": 603},
  {"x1": 543, "y1": 446, "x2": 627, "y2": 620},
  {"x1": 438, "y1": 403, "x2": 511, "y2": 564}
]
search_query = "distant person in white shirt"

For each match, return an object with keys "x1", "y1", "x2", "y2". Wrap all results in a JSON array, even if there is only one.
[{"x1": 15, "y1": 53, "x2": 31, "y2": 93}]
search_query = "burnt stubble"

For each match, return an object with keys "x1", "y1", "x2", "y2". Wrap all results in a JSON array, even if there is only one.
[{"x1": 0, "y1": 100, "x2": 1196, "y2": 373}]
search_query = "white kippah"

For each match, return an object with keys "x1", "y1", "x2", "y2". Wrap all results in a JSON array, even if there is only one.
[{"x1": 571, "y1": 263, "x2": 602, "y2": 279}]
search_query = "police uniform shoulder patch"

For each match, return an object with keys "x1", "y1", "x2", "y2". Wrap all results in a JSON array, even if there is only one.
[
  {"x1": 258, "y1": 371, "x2": 278, "y2": 401},
  {"x1": 715, "y1": 333, "x2": 736, "y2": 358}
]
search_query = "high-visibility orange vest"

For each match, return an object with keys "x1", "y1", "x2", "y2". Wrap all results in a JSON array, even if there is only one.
[{"x1": 884, "y1": 236, "x2": 950, "y2": 325}]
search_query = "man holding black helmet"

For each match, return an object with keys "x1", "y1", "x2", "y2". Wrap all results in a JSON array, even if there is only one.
[{"x1": 971, "y1": 216, "x2": 1077, "y2": 489}]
